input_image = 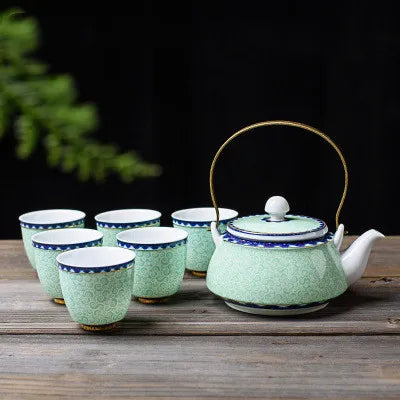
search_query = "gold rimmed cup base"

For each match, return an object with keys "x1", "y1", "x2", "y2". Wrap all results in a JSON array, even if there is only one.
[
  {"x1": 190, "y1": 270, "x2": 207, "y2": 278},
  {"x1": 53, "y1": 298, "x2": 65, "y2": 305},
  {"x1": 81, "y1": 323, "x2": 118, "y2": 332},
  {"x1": 137, "y1": 296, "x2": 170, "y2": 304}
]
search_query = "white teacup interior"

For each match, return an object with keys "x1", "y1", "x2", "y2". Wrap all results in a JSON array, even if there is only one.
[
  {"x1": 57, "y1": 247, "x2": 135, "y2": 269},
  {"x1": 95, "y1": 209, "x2": 161, "y2": 224},
  {"x1": 32, "y1": 228, "x2": 102, "y2": 246},
  {"x1": 117, "y1": 226, "x2": 188, "y2": 245},
  {"x1": 171, "y1": 207, "x2": 238, "y2": 222},
  {"x1": 19, "y1": 209, "x2": 85, "y2": 225}
]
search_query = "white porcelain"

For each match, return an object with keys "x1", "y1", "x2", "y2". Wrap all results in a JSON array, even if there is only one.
[
  {"x1": 171, "y1": 207, "x2": 238, "y2": 222},
  {"x1": 339, "y1": 228, "x2": 385, "y2": 285},
  {"x1": 117, "y1": 226, "x2": 188, "y2": 245},
  {"x1": 57, "y1": 246, "x2": 135, "y2": 269},
  {"x1": 95, "y1": 209, "x2": 161, "y2": 225},
  {"x1": 224, "y1": 223, "x2": 329, "y2": 242},
  {"x1": 32, "y1": 228, "x2": 103, "y2": 247},
  {"x1": 264, "y1": 195, "x2": 290, "y2": 221},
  {"x1": 225, "y1": 301, "x2": 328, "y2": 316},
  {"x1": 19, "y1": 209, "x2": 85, "y2": 226}
]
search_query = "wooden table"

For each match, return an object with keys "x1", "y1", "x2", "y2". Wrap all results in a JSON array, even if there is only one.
[{"x1": 0, "y1": 238, "x2": 399, "y2": 399}]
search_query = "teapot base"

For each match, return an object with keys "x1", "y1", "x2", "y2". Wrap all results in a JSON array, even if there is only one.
[{"x1": 224, "y1": 300, "x2": 328, "y2": 316}]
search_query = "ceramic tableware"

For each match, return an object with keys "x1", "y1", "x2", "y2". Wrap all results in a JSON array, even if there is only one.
[
  {"x1": 206, "y1": 120, "x2": 384, "y2": 315},
  {"x1": 95, "y1": 209, "x2": 161, "y2": 246},
  {"x1": 19, "y1": 209, "x2": 85, "y2": 269},
  {"x1": 117, "y1": 226, "x2": 188, "y2": 303},
  {"x1": 57, "y1": 246, "x2": 135, "y2": 331},
  {"x1": 32, "y1": 228, "x2": 103, "y2": 304},
  {"x1": 171, "y1": 208, "x2": 238, "y2": 277}
]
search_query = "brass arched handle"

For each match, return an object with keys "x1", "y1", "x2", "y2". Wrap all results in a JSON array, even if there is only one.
[{"x1": 209, "y1": 120, "x2": 348, "y2": 230}]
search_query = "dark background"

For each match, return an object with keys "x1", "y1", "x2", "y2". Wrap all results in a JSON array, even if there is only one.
[{"x1": 1, "y1": 1, "x2": 398, "y2": 238}]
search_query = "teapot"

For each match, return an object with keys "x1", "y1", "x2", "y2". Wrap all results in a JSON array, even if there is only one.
[{"x1": 206, "y1": 121, "x2": 384, "y2": 315}]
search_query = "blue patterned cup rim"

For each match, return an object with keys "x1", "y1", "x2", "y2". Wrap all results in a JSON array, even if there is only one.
[
  {"x1": 171, "y1": 207, "x2": 238, "y2": 227},
  {"x1": 95, "y1": 209, "x2": 161, "y2": 229},
  {"x1": 32, "y1": 228, "x2": 103, "y2": 250},
  {"x1": 117, "y1": 226, "x2": 188, "y2": 250},
  {"x1": 19, "y1": 209, "x2": 85, "y2": 229},
  {"x1": 57, "y1": 246, "x2": 135, "y2": 273}
]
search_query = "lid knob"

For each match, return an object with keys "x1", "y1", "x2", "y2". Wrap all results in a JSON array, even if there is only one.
[{"x1": 265, "y1": 196, "x2": 290, "y2": 222}]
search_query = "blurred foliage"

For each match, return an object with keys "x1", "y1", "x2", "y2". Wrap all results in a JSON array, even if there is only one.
[{"x1": 0, "y1": 9, "x2": 161, "y2": 182}]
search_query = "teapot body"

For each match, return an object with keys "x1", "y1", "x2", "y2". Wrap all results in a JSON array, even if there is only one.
[
  {"x1": 206, "y1": 234, "x2": 348, "y2": 315},
  {"x1": 206, "y1": 121, "x2": 384, "y2": 315}
]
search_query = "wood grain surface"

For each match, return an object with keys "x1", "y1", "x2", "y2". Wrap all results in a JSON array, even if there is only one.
[
  {"x1": 0, "y1": 238, "x2": 399, "y2": 399},
  {"x1": 1, "y1": 335, "x2": 400, "y2": 399},
  {"x1": 0, "y1": 278, "x2": 399, "y2": 335}
]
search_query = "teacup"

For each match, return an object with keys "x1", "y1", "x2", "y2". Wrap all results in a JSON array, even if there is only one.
[
  {"x1": 32, "y1": 228, "x2": 103, "y2": 304},
  {"x1": 95, "y1": 209, "x2": 161, "y2": 247},
  {"x1": 171, "y1": 207, "x2": 238, "y2": 277},
  {"x1": 19, "y1": 209, "x2": 85, "y2": 269},
  {"x1": 57, "y1": 247, "x2": 135, "y2": 331},
  {"x1": 117, "y1": 226, "x2": 188, "y2": 303}
]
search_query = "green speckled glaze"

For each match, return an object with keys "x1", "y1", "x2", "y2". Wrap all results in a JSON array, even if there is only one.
[
  {"x1": 172, "y1": 222, "x2": 228, "y2": 272},
  {"x1": 34, "y1": 248, "x2": 64, "y2": 298},
  {"x1": 34, "y1": 242, "x2": 102, "y2": 300},
  {"x1": 59, "y1": 266, "x2": 133, "y2": 326},
  {"x1": 206, "y1": 239, "x2": 348, "y2": 305},
  {"x1": 231, "y1": 214, "x2": 321, "y2": 234},
  {"x1": 132, "y1": 245, "x2": 186, "y2": 298},
  {"x1": 97, "y1": 221, "x2": 160, "y2": 247},
  {"x1": 21, "y1": 224, "x2": 84, "y2": 269}
]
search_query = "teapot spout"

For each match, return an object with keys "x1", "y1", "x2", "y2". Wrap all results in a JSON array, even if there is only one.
[{"x1": 340, "y1": 229, "x2": 384, "y2": 286}]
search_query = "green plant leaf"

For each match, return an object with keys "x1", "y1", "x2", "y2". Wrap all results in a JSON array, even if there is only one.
[
  {"x1": 0, "y1": 8, "x2": 161, "y2": 183},
  {"x1": 15, "y1": 114, "x2": 38, "y2": 158},
  {"x1": 0, "y1": 95, "x2": 9, "y2": 138}
]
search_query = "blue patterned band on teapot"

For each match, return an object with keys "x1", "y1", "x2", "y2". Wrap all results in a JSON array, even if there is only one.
[{"x1": 222, "y1": 231, "x2": 334, "y2": 249}]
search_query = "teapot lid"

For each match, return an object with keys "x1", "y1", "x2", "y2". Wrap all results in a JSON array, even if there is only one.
[{"x1": 227, "y1": 196, "x2": 328, "y2": 242}]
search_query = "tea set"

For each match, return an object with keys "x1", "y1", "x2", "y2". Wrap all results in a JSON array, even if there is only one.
[{"x1": 18, "y1": 120, "x2": 384, "y2": 330}]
